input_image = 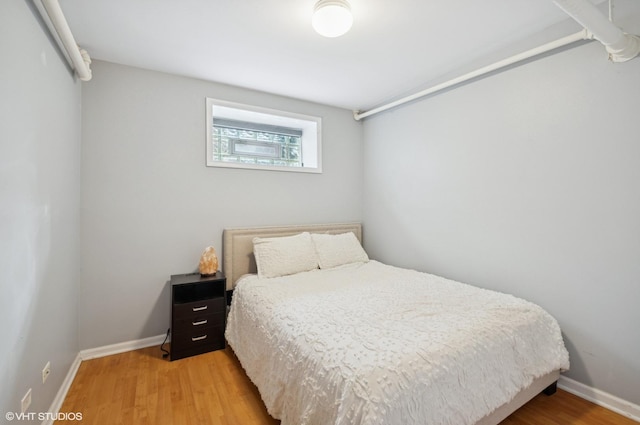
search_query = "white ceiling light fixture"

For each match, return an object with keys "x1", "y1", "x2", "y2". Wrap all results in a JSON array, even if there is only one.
[{"x1": 312, "y1": 0, "x2": 353, "y2": 38}]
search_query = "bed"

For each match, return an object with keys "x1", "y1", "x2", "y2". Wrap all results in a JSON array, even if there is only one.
[{"x1": 223, "y1": 223, "x2": 569, "y2": 425}]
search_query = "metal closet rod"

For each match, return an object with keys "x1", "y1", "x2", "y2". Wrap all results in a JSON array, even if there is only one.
[{"x1": 353, "y1": 29, "x2": 592, "y2": 121}]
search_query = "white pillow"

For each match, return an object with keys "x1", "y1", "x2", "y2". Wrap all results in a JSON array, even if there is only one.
[
  {"x1": 253, "y1": 232, "x2": 319, "y2": 279},
  {"x1": 311, "y1": 232, "x2": 369, "y2": 269}
]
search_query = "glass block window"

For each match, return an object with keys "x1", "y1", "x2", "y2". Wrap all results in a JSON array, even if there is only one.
[
  {"x1": 206, "y1": 98, "x2": 321, "y2": 173},
  {"x1": 212, "y1": 118, "x2": 302, "y2": 167}
]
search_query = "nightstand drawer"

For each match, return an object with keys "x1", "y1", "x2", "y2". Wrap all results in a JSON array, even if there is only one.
[
  {"x1": 171, "y1": 324, "x2": 225, "y2": 359},
  {"x1": 173, "y1": 297, "x2": 225, "y2": 318},
  {"x1": 172, "y1": 311, "x2": 225, "y2": 333}
]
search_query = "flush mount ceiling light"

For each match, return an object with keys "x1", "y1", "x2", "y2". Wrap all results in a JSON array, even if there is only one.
[{"x1": 312, "y1": 0, "x2": 353, "y2": 38}]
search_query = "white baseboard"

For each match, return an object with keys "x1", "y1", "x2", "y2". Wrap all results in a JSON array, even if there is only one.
[
  {"x1": 559, "y1": 376, "x2": 640, "y2": 423},
  {"x1": 79, "y1": 333, "x2": 168, "y2": 361},
  {"x1": 41, "y1": 333, "x2": 167, "y2": 425},
  {"x1": 42, "y1": 353, "x2": 82, "y2": 425}
]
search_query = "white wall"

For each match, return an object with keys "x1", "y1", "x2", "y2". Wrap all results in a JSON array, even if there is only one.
[
  {"x1": 80, "y1": 61, "x2": 364, "y2": 349},
  {"x1": 362, "y1": 8, "x2": 640, "y2": 406},
  {"x1": 0, "y1": 0, "x2": 81, "y2": 416}
]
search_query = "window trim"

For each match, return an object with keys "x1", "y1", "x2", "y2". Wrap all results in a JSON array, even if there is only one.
[{"x1": 206, "y1": 98, "x2": 322, "y2": 173}]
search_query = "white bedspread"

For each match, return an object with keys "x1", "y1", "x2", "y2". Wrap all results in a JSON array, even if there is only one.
[{"x1": 225, "y1": 261, "x2": 569, "y2": 425}]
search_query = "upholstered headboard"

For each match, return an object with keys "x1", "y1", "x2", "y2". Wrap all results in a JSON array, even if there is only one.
[{"x1": 222, "y1": 223, "x2": 362, "y2": 289}]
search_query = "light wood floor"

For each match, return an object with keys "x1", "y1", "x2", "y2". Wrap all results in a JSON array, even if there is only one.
[{"x1": 56, "y1": 345, "x2": 637, "y2": 425}]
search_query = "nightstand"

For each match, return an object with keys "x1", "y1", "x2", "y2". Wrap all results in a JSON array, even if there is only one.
[{"x1": 169, "y1": 271, "x2": 226, "y2": 361}]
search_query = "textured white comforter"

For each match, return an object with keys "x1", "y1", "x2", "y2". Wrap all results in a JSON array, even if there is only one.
[{"x1": 225, "y1": 261, "x2": 569, "y2": 425}]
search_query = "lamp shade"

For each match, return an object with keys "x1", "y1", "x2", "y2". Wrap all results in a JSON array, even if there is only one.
[{"x1": 312, "y1": 0, "x2": 353, "y2": 38}]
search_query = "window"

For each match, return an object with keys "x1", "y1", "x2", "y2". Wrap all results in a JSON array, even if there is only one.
[{"x1": 206, "y1": 98, "x2": 322, "y2": 173}]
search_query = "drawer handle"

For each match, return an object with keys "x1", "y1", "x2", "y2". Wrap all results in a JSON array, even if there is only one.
[
  {"x1": 192, "y1": 319, "x2": 208, "y2": 326},
  {"x1": 192, "y1": 305, "x2": 208, "y2": 312},
  {"x1": 192, "y1": 335, "x2": 207, "y2": 342}
]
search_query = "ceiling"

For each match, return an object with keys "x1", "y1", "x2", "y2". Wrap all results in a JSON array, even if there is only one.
[{"x1": 59, "y1": 0, "x2": 593, "y2": 111}]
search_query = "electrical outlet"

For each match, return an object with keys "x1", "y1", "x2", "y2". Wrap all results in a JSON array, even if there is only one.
[
  {"x1": 21, "y1": 388, "x2": 31, "y2": 413},
  {"x1": 42, "y1": 361, "x2": 51, "y2": 383}
]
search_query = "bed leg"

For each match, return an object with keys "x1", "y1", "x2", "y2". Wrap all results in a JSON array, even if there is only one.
[{"x1": 542, "y1": 380, "x2": 558, "y2": 396}]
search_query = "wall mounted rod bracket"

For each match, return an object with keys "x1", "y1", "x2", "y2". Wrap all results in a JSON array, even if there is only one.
[
  {"x1": 553, "y1": 0, "x2": 640, "y2": 63},
  {"x1": 35, "y1": 0, "x2": 92, "y2": 81}
]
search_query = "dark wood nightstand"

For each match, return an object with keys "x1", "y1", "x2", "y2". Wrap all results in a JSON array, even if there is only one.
[{"x1": 169, "y1": 271, "x2": 226, "y2": 361}]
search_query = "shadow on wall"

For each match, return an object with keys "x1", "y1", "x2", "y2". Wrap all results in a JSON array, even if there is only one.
[
  {"x1": 561, "y1": 329, "x2": 640, "y2": 406},
  {"x1": 562, "y1": 332, "x2": 590, "y2": 386},
  {"x1": 140, "y1": 279, "x2": 172, "y2": 345}
]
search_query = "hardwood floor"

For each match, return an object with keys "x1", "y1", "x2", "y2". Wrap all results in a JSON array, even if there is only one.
[
  {"x1": 56, "y1": 345, "x2": 637, "y2": 425},
  {"x1": 500, "y1": 390, "x2": 638, "y2": 425}
]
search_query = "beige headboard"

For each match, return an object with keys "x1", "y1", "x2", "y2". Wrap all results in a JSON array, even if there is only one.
[{"x1": 222, "y1": 223, "x2": 362, "y2": 289}]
